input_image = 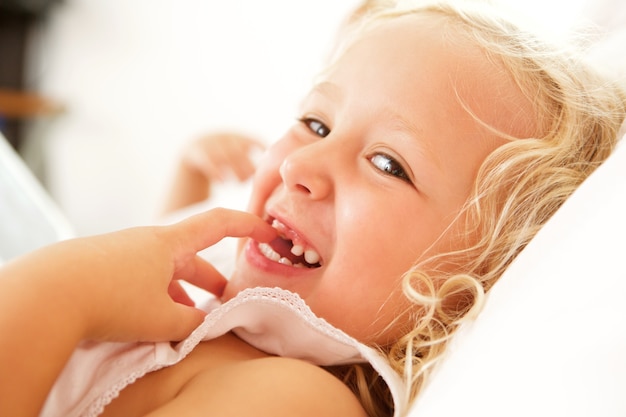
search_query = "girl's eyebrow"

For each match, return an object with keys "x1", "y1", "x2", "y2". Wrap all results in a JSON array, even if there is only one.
[
  {"x1": 385, "y1": 109, "x2": 424, "y2": 143},
  {"x1": 310, "y1": 81, "x2": 343, "y2": 103},
  {"x1": 378, "y1": 108, "x2": 444, "y2": 196},
  {"x1": 383, "y1": 108, "x2": 442, "y2": 171},
  {"x1": 298, "y1": 81, "x2": 342, "y2": 116}
]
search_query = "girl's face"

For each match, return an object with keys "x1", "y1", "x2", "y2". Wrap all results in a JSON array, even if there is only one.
[{"x1": 223, "y1": 15, "x2": 535, "y2": 344}]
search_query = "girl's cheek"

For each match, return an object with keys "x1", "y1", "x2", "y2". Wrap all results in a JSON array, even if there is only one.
[
  {"x1": 253, "y1": 153, "x2": 283, "y2": 188},
  {"x1": 261, "y1": 137, "x2": 300, "y2": 176},
  {"x1": 247, "y1": 143, "x2": 290, "y2": 212},
  {"x1": 250, "y1": 133, "x2": 303, "y2": 201}
]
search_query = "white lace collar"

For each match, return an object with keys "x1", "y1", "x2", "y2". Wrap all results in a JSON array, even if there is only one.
[
  {"x1": 43, "y1": 287, "x2": 408, "y2": 417},
  {"x1": 184, "y1": 287, "x2": 407, "y2": 417}
]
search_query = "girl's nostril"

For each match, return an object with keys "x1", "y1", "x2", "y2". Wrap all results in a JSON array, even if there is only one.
[{"x1": 296, "y1": 184, "x2": 312, "y2": 194}]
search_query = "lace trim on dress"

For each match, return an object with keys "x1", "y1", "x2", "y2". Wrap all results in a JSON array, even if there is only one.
[{"x1": 73, "y1": 287, "x2": 406, "y2": 417}]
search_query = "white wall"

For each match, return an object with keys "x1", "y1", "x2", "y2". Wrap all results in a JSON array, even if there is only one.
[{"x1": 33, "y1": 0, "x2": 359, "y2": 235}]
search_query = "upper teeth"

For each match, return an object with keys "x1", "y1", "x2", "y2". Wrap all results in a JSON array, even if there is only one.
[
  {"x1": 304, "y1": 249, "x2": 320, "y2": 264},
  {"x1": 289, "y1": 244, "x2": 321, "y2": 265},
  {"x1": 291, "y1": 244, "x2": 304, "y2": 256}
]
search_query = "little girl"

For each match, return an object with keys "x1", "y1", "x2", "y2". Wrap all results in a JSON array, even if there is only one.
[{"x1": 1, "y1": 1, "x2": 625, "y2": 416}]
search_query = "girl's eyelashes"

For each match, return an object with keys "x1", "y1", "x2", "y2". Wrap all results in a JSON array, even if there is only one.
[
  {"x1": 299, "y1": 117, "x2": 331, "y2": 138},
  {"x1": 369, "y1": 153, "x2": 412, "y2": 184}
]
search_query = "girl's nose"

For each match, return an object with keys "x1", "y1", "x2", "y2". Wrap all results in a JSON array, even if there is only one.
[{"x1": 279, "y1": 145, "x2": 333, "y2": 200}]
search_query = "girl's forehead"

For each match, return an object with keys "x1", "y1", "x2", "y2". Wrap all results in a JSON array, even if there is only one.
[
  {"x1": 332, "y1": 13, "x2": 466, "y2": 75},
  {"x1": 344, "y1": 11, "x2": 452, "y2": 51},
  {"x1": 326, "y1": 14, "x2": 477, "y2": 92},
  {"x1": 316, "y1": 11, "x2": 538, "y2": 143}
]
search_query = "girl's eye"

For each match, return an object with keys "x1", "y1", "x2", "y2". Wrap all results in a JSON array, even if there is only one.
[
  {"x1": 370, "y1": 153, "x2": 411, "y2": 183},
  {"x1": 300, "y1": 118, "x2": 331, "y2": 138}
]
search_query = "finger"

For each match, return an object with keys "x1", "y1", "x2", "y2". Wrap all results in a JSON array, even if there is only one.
[
  {"x1": 199, "y1": 149, "x2": 228, "y2": 182},
  {"x1": 174, "y1": 255, "x2": 228, "y2": 297},
  {"x1": 187, "y1": 140, "x2": 229, "y2": 181},
  {"x1": 222, "y1": 134, "x2": 265, "y2": 161},
  {"x1": 157, "y1": 304, "x2": 207, "y2": 342},
  {"x1": 218, "y1": 139, "x2": 259, "y2": 181},
  {"x1": 168, "y1": 281, "x2": 196, "y2": 306},
  {"x1": 175, "y1": 208, "x2": 276, "y2": 252},
  {"x1": 228, "y1": 155, "x2": 258, "y2": 181},
  {"x1": 198, "y1": 134, "x2": 265, "y2": 182},
  {"x1": 240, "y1": 136, "x2": 266, "y2": 151}
]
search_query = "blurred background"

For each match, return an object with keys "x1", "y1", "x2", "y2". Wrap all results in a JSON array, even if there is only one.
[{"x1": 0, "y1": 0, "x2": 621, "y2": 237}]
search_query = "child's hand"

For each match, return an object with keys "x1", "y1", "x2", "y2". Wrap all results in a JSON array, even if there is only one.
[
  {"x1": 0, "y1": 208, "x2": 275, "y2": 415},
  {"x1": 84, "y1": 208, "x2": 276, "y2": 342},
  {"x1": 3, "y1": 208, "x2": 276, "y2": 344},
  {"x1": 163, "y1": 132, "x2": 265, "y2": 214},
  {"x1": 183, "y1": 132, "x2": 265, "y2": 184}
]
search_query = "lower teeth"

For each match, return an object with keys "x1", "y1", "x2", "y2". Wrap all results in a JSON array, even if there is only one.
[
  {"x1": 258, "y1": 242, "x2": 308, "y2": 268},
  {"x1": 259, "y1": 242, "x2": 280, "y2": 262},
  {"x1": 278, "y1": 257, "x2": 292, "y2": 266}
]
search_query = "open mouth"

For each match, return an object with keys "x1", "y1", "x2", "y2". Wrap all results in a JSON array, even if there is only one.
[{"x1": 257, "y1": 218, "x2": 322, "y2": 268}]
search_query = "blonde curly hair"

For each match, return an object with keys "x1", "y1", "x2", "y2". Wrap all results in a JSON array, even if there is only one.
[{"x1": 325, "y1": 1, "x2": 626, "y2": 416}]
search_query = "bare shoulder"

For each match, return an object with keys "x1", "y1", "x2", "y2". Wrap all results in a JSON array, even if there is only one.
[{"x1": 146, "y1": 356, "x2": 367, "y2": 417}]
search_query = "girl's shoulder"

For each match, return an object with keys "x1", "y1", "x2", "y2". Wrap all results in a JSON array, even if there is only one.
[
  {"x1": 101, "y1": 334, "x2": 368, "y2": 417},
  {"x1": 176, "y1": 355, "x2": 368, "y2": 417}
]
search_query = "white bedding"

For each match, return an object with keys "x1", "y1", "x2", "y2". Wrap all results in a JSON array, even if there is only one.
[
  {"x1": 408, "y1": 139, "x2": 626, "y2": 416},
  {"x1": 0, "y1": 134, "x2": 73, "y2": 263}
]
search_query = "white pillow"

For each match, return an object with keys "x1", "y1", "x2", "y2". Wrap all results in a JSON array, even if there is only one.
[
  {"x1": 0, "y1": 134, "x2": 74, "y2": 262},
  {"x1": 408, "y1": 138, "x2": 626, "y2": 416}
]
